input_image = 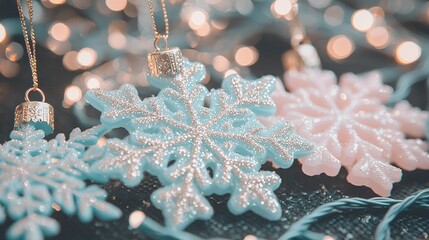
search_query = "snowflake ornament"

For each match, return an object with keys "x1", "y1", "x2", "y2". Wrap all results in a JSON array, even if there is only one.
[
  {"x1": 0, "y1": 124, "x2": 121, "y2": 240},
  {"x1": 261, "y1": 68, "x2": 429, "y2": 197},
  {"x1": 85, "y1": 59, "x2": 313, "y2": 230}
]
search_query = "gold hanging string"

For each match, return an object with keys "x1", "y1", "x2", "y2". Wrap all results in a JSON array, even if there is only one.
[
  {"x1": 283, "y1": 0, "x2": 321, "y2": 70},
  {"x1": 16, "y1": 0, "x2": 45, "y2": 102},
  {"x1": 147, "y1": 0, "x2": 170, "y2": 50},
  {"x1": 285, "y1": 0, "x2": 309, "y2": 48}
]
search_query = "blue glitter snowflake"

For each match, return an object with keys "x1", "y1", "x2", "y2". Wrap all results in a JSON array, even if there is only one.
[
  {"x1": 0, "y1": 125, "x2": 121, "y2": 240},
  {"x1": 86, "y1": 59, "x2": 313, "y2": 230}
]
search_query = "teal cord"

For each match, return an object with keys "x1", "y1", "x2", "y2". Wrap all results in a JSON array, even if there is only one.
[
  {"x1": 278, "y1": 189, "x2": 429, "y2": 240},
  {"x1": 386, "y1": 60, "x2": 429, "y2": 106},
  {"x1": 375, "y1": 190, "x2": 429, "y2": 240},
  {"x1": 135, "y1": 215, "x2": 229, "y2": 240},
  {"x1": 131, "y1": 190, "x2": 429, "y2": 240}
]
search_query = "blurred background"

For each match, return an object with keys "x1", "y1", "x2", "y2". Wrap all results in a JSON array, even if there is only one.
[{"x1": 0, "y1": 0, "x2": 428, "y2": 142}]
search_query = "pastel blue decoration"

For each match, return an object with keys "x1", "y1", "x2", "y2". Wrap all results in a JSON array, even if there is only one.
[
  {"x1": 0, "y1": 124, "x2": 121, "y2": 240},
  {"x1": 86, "y1": 59, "x2": 313, "y2": 230}
]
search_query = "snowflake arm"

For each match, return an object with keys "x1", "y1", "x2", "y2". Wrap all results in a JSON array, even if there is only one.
[
  {"x1": 89, "y1": 139, "x2": 149, "y2": 187},
  {"x1": 391, "y1": 101, "x2": 429, "y2": 138},
  {"x1": 151, "y1": 180, "x2": 213, "y2": 230},
  {"x1": 228, "y1": 171, "x2": 281, "y2": 220},
  {"x1": 222, "y1": 74, "x2": 277, "y2": 116}
]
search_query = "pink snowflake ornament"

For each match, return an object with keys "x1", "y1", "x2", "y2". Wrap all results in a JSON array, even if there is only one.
[{"x1": 262, "y1": 68, "x2": 429, "y2": 196}]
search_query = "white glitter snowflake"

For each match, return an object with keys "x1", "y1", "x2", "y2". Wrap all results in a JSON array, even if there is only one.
[
  {"x1": 85, "y1": 59, "x2": 313, "y2": 230},
  {"x1": 261, "y1": 68, "x2": 429, "y2": 196},
  {"x1": 0, "y1": 125, "x2": 121, "y2": 240}
]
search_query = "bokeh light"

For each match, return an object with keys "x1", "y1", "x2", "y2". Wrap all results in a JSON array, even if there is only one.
[
  {"x1": 49, "y1": 0, "x2": 66, "y2": 5},
  {"x1": 324, "y1": 5, "x2": 344, "y2": 26},
  {"x1": 189, "y1": 10, "x2": 208, "y2": 30},
  {"x1": 327, "y1": 35, "x2": 355, "y2": 60},
  {"x1": 0, "y1": 60, "x2": 19, "y2": 78},
  {"x1": 63, "y1": 51, "x2": 80, "y2": 71},
  {"x1": 129, "y1": 210, "x2": 145, "y2": 229},
  {"x1": 108, "y1": 32, "x2": 127, "y2": 49},
  {"x1": 0, "y1": 23, "x2": 6, "y2": 43},
  {"x1": 308, "y1": 0, "x2": 332, "y2": 9},
  {"x1": 351, "y1": 9, "x2": 374, "y2": 32},
  {"x1": 272, "y1": 0, "x2": 292, "y2": 16},
  {"x1": 234, "y1": 46, "x2": 259, "y2": 67},
  {"x1": 224, "y1": 69, "x2": 237, "y2": 78},
  {"x1": 77, "y1": 47, "x2": 97, "y2": 67},
  {"x1": 85, "y1": 75, "x2": 102, "y2": 89},
  {"x1": 195, "y1": 22, "x2": 211, "y2": 37},
  {"x1": 106, "y1": 0, "x2": 127, "y2": 12},
  {"x1": 366, "y1": 26, "x2": 390, "y2": 49},
  {"x1": 5, "y1": 42, "x2": 24, "y2": 62},
  {"x1": 97, "y1": 137, "x2": 107, "y2": 147},
  {"x1": 395, "y1": 41, "x2": 421, "y2": 64},
  {"x1": 64, "y1": 85, "x2": 82, "y2": 103},
  {"x1": 213, "y1": 55, "x2": 230, "y2": 72},
  {"x1": 243, "y1": 235, "x2": 258, "y2": 240},
  {"x1": 50, "y1": 22, "x2": 71, "y2": 42}
]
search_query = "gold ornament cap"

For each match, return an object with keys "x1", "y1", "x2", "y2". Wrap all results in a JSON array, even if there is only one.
[
  {"x1": 148, "y1": 36, "x2": 183, "y2": 77},
  {"x1": 14, "y1": 88, "x2": 54, "y2": 135}
]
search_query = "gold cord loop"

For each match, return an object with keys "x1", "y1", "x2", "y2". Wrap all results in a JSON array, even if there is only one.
[
  {"x1": 154, "y1": 34, "x2": 168, "y2": 51},
  {"x1": 25, "y1": 87, "x2": 46, "y2": 102},
  {"x1": 147, "y1": 0, "x2": 170, "y2": 45}
]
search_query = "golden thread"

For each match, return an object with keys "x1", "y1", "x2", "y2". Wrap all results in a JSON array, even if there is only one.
[
  {"x1": 147, "y1": 0, "x2": 170, "y2": 45},
  {"x1": 285, "y1": 0, "x2": 310, "y2": 48},
  {"x1": 16, "y1": 0, "x2": 45, "y2": 101}
]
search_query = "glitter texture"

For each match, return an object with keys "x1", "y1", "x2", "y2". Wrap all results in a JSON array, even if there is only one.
[
  {"x1": 85, "y1": 59, "x2": 313, "y2": 230},
  {"x1": 261, "y1": 68, "x2": 429, "y2": 197},
  {"x1": 0, "y1": 125, "x2": 121, "y2": 240}
]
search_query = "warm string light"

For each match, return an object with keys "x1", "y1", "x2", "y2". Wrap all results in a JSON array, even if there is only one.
[
  {"x1": 8, "y1": 0, "x2": 421, "y2": 111},
  {"x1": 272, "y1": 0, "x2": 292, "y2": 16},
  {"x1": 224, "y1": 69, "x2": 237, "y2": 78},
  {"x1": 77, "y1": 47, "x2": 97, "y2": 68},
  {"x1": 0, "y1": 59, "x2": 19, "y2": 78},
  {"x1": 108, "y1": 31, "x2": 127, "y2": 49},
  {"x1": 327, "y1": 35, "x2": 355, "y2": 60},
  {"x1": 97, "y1": 136, "x2": 107, "y2": 147},
  {"x1": 366, "y1": 26, "x2": 390, "y2": 49},
  {"x1": 0, "y1": 23, "x2": 6, "y2": 43},
  {"x1": 212, "y1": 55, "x2": 229, "y2": 72},
  {"x1": 106, "y1": 0, "x2": 127, "y2": 12},
  {"x1": 351, "y1": 9, "x2": 374, "y2": 32},
  {"x1": 324, "y1": 5, "x2": 344, "y2": 26},
  {"x1": 49, "y1": 22, "x2": 71, "y2": 42},
  {"x1": 129, "y1": 210, "x2": 145, "y2": 229},
  {"x1": 49, "y1": 0, "x2": 66, "y2": 5},
  {"x1": 85, "y1": 75, "x2": 102, "y2": 89},
  {"x1": 5, "y1": 42, "x2": 24, "y2": 62},
  {"x1": 395, "y1": 41, "x2": 421, "y2": 65},
  {"x1": 63, "y1": 51, "x2": 80, "y2": 71},
  {"x1": 234, "y1": 46, "x2": 259, "y2": 67},
  {"x1": 243, "y1": 235, "x2": 258, "y2": 240}
]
